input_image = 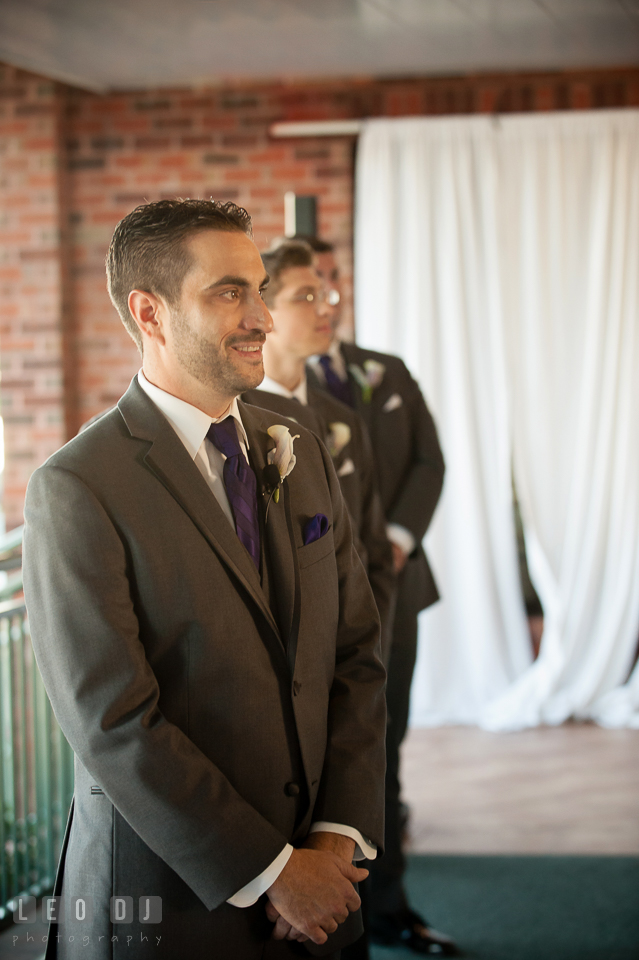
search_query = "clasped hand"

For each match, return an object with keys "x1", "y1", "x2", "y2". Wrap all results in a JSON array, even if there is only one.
[{"x1": 266, "y1": 834, "x2": 368, "y2": 945}]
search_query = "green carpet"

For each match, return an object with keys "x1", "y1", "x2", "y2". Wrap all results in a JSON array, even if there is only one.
[{"x1": 370, "y1": 855, "x2": 639, "y2": 960}]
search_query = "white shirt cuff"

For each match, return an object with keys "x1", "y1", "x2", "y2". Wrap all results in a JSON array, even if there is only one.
[
  {"x1": 309, "y1": 822, "x2": 377, "y2": 861},
  {"x1": 386, "y1": 523, "x2": 416, "y2": 557},
  {"x1": 227, "y1": 844, "x2": 294, "y2": 908}
]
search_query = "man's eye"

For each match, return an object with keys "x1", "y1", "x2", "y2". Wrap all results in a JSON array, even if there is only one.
[{"x1": 221, "y1": 289, "x2": 238, "y2": 300}]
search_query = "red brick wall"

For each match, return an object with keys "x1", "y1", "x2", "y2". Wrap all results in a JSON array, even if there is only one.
[
  {"x1": 1, "y1": 63, "x2": 638, "y2": 527},
  {"x1": 63, "y1": 83, "x2": 359, "y2": 432},
  {"x1": 0, "y1": 67, "x2": 70, "y2": 530}
]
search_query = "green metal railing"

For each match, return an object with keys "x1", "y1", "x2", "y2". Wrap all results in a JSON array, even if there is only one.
[{"x1": 0, "y1": 527, "x2": 74, "y2": 921}]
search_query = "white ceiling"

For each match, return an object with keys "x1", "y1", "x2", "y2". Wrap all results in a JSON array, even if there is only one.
[{"x1": 0, "y1": 0, "x2": 637, "y2": 92}]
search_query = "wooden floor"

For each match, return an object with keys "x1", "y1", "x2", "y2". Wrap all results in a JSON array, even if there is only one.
[{"x1": 402, "y1": 722, "x2": 639, "y2": 855}]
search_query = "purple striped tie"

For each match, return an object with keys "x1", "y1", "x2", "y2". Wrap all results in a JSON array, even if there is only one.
[
  {"x1": 318, "y1": 355, "x2": 354, "y2": 408},
  {"x1": 207, "y1": 419, "x2": 260, "y2": 570}
]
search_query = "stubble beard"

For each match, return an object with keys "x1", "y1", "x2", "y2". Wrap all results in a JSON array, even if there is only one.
[{"x1": 170, "y1": 310, "x2": 265, "y2": 396}]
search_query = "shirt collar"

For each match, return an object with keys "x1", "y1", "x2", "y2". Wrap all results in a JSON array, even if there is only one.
[
  {"x1": 308, "y1": 339, "x2": 347, "y2": 382},
  {"x1": 137, "y1": 370, "x2": 249, "y2": 460},
  {"x1": 258, "y1": 374, "x2": 308, "y2": 406}
]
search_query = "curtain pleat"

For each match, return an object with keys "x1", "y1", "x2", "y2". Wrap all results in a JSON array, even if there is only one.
[{"x1": 355, "y1": 109, "x2": 639, "y2": 729}]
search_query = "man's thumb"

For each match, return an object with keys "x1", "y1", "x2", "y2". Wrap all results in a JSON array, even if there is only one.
[{"x1": 339, "y1": 861, "x2": 369, "y2": 883}]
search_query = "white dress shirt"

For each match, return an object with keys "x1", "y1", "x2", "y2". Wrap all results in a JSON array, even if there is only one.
[
  {"x1": 258, "y1": 374, "x2": 309, "y2": 406},
  {"x1": 137, "y1": 371, "x2": 375, "y2": 907}
]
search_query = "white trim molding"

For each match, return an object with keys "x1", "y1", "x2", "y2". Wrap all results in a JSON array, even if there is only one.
[{"x1": 270, "y1": 120, "x2": 364, "y2": 138}]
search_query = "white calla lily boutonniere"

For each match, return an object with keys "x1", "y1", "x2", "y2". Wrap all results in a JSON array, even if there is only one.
[
  {"x1": 326, "y1": 422, "x2": 351, "y2": 459},
  {"x1": 265, "y1": 424, "x2": 300, "y2": 507},
  {"x1": 348, "y1": 359, "x2": 386, "y2": 403}
]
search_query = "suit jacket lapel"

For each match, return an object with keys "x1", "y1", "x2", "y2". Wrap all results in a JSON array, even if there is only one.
[
  {"x1": 240, "y1": 402, "x2": 299, "y2": 666},
  {"x1": 118, "y1": 381, "x2": 282, "y2": 644},
  {"x1": 340, "y1": 343, "x2": 374, "y2": 430}
]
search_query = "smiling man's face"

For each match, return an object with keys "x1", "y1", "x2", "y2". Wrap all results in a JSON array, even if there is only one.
[{"x1": 166, "y1": 228, "x2": 272, "y2": 402}]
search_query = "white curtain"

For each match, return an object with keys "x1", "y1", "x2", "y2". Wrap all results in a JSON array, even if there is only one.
[
  {"x1": 355, "y1": 116, "x2": 533, "y2": 725},
  {"x1": 355, "y1": 110, "x2": 639, "y2": 730}
]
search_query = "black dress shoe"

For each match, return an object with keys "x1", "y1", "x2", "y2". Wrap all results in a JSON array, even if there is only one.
[{"x1": 370, "y1": 908, "x2": 461, "y2": 956}]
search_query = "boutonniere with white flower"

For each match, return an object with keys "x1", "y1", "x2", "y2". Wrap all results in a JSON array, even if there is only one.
[
  {"x1": 326, "y1": 422, "x2": 351, "y2": 459},
  {"x1": 348, "y1": 360, "x2": 386, "y2": 403},
  {"x1": 264, "y1": 425, "x2": 300, "y2": 514}
]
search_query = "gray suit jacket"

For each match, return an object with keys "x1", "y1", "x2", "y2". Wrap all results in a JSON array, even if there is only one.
[
  {"x1": 23, "y1": 378, "x2": 386, "y2": 960},
  {"x1": 242, "y1": 389, "x2": 395, "y2": 665},
  {"x1": 308, "y1": 343, "x2": 445, "y2": 614}
]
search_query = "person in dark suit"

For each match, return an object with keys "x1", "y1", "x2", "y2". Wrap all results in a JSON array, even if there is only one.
[
  {"x1": 242, "y1": 240, "x2": 395, "y2": 667},
  {"x1": 306, "y1": 238, "x2": 456, "y2": 957},
  {"x1": 22, "y1": 200, "x2": 387, "y2": 960}
]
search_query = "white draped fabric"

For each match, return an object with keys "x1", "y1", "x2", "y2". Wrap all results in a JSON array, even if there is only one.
[
  {"x1": 355, "y1": 116, "x2": 533, "y2": 725},
  {"x1": 354, "y1": 110, "x2": 639, "y2": 730}
]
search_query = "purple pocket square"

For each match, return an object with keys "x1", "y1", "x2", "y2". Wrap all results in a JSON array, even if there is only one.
[{"x1": 303, "y1": 514, "x2": 329, "y2": 545}]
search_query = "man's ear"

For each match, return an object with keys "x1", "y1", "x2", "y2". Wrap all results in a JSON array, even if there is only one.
[{"x1": 128, "y1": 290, "x2": 168, "y2": 347}]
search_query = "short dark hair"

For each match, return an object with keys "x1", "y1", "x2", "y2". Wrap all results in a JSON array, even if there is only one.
[
  {"x1": 106, "y1": 198, "x2": 252, "y2": 352},
  {"x1": 260, "y1": 239, "x2": 314, "y2": 307},
  {"x1": 292, "y1": 234, "x2": 334, "y2": 254}
]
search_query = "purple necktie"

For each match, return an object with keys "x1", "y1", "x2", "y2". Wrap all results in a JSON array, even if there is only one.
[
  {"x1": 207, "y1": 419, "x2": 260, "y2": 570},
  {"x1": 318, "y1": 355, "x2": 354, "y2": 408}
]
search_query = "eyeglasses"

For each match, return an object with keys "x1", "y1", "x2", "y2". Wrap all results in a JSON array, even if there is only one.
[{"x1": 290, "y1": 288, "x2": 341, "y2": 306}]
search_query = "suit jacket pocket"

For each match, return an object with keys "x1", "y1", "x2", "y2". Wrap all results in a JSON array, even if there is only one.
[
  {"x1": 382, "y1": 392, "x2": 404, "y2": 413},
  {"x1": 297, "y1": 531, "x2": 334, "y2": 569}
]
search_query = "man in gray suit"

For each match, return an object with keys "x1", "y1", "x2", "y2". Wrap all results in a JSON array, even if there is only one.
[
  {"x1": 22, "y1": 200, "x2": 386, "y2": 959},
  {"x1": 242, "y1": 240, "x2": 395, "y2": 665},
  {"x1": 306, "y1": 240, "x2": 455, "y2": 956}
]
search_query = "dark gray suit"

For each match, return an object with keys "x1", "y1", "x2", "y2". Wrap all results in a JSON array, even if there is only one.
[
  {"x1": 309, "y1": 343, "x2": 445, "y2": 919},
  {"x1": 306, "y1": 387, "x2": 395, "y2": 666},
  {"x1": 321, "y1": 344, "x2": 445, "y2": 617},
  {"x1": 23, "y1": 378, "x2": 386, "y2": 959},
  {"x1": 242, "y1": 387, "x2": 395, "y2": 665}
]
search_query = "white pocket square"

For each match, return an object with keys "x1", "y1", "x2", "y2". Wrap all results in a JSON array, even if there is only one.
[
  {"x1": 337, "y1": 457, "x2": 356, "y2": 477},
  {"x1": 383, "y1": 393, "x2": 403, "y2": 412}
]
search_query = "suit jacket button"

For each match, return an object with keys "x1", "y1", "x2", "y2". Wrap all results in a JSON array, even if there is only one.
[{"x1": 285, "y1": 782, "x2": 300, "y2": 797}]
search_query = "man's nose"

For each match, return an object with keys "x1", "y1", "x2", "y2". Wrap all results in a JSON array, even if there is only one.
[
  {"x1": 316, "y1": 297, "x2": 332, "y2": 321},
  {"x1": 242, "y1": 297, "x2": 274, "y2": 333}
]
